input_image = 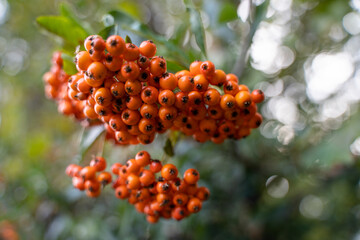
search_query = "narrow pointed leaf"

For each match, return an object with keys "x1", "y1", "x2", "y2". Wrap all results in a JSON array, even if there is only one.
[{"x1": 36, "y1": 16, "x2": 88, "y2": 47}]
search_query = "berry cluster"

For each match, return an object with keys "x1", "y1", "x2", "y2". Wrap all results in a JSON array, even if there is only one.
[
  {"x1": 65, "y1": 151, "x2": 209, "y2": 223},
  {"x1": 43, "y1": 52, "x2": 88, "y2": 122},
  {"x1": 111, "y1": 150, "x2": 209, "y2": 223},
  {"x1": 43, "y1": 34, "x2": 264, "y2": 145},
  {"x1": 66, "y1": 157, "x2": 112, "y2": 198},
  {"x1": 170, "y1": 61, "x2": 264, "y2": 143},
  {"x1": 71, "y1": 35, "x2": 171, "y2": 145}
]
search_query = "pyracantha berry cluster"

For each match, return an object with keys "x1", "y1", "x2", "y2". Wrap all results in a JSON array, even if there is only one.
[
  {"x1": 66, "y1": 151, "x2": 209, "y2": 223},
  {"x1": 43, "y1": 34, "x2": 264, "y2": 145}
]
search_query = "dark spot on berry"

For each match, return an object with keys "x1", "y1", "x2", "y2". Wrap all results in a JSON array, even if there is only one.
[
  {"x1": 139, "y1": 56, "x2": 147, "y2": 63},
  {"x1": 144, "y1": 113, "x2": 152, "y2": 119},
  {"x1": 97, "y1": 96, "x2": 105, "y2": 104},
  {"x1": 244, "y1": 101, "x2": 251, "y2": 107},
  {"x1": 226, "y1": 102, "x2": 234, "y2": 108},
  {"x1": 210, "y1": 109, "x2": 217, "y2": 115},
  {"x1": 110, "y1": 39, "x2": 117, "y2": 47},
  {"x1": 145, "y1": 90, "x2": 151, "y2": 97},
  {"x1": 141, "y1": 72, "x2": 148, "y2": 79},
  {"x1": 125, "y1": 66, "x2": 132, "y2": 73},
  {"x1": 165, "y1": 114, "x2": 173, "y2": 120},
  {"x1": 123, "y1": 112, "x2": 130, "y2": 119},
  {"x1": 153, "y1": 77, "x2": 160, "y2": 83},
  {"x1": 194, "y1": 98, "x2": 201, "y2": 105},
  {"x1": 191, "y1": 109, "x2": 199, "y2": 116},
  {"x1": 145, "y1": 124, "x2": 153, "y2": 131},
  {"x1": 106, "y1": 55, "x2": 113, "y2": 62}
]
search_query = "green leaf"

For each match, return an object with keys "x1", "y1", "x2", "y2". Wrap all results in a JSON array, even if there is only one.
[
  {"x1": 78, "y1": 125, "x2": 105, "y2": 162},
  {"x1": 61, "y1": 53, "x2": 77, "y2": 75},
  {"x1": 218, "y1": 3, "x2": 238, "y2": 23},
  {"x1": 125, "y1": 35, "x2": 132, "y2": 43},
  {"x1": 98, "y1": 25, "x2": 116, "y2": 39},
  {"x1": 166, "y1": 60, "x2": 187, "y2": 73},
  {"x1": 188, "y1": 6, "x2": 207, "y2": 57},
  {"x1": 36, "y1": 16, "x2": 88, "y2": 48},
  {"x1": 59, "y1": 3, "x2": 92, "y2": 35},
  {"x1": 164, "y1": 138, "x2": 174, "y2": 157}
]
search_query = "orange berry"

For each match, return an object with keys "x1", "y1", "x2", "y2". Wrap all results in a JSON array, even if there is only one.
[
  {"x1": 139, "y1": 40, "x2": 157, "y2": 58},
  {"x1": 158, "y1": 89, "x2": 176, "y2": 107},
  {"x1": 158, "y1": 106, "x2": 177, "y2": 122},
  {"x1": 187, "y1": 197, "x2": 202, "y2": 213},
  {"x1": 121, "y1": 109, "x2": 141, "y2": 125},
  {"x1": 189, "y1": 60, "x2": 202, "y2": 76},
  {"x1": 75, "y1": 51, "x2": 93, "y2": 71},
  {"x1": 137, "y1": 55, "x2": 150, "y2": 69},
  {"x1": 85, "y1": 62, "x2": 107, "y2": 87},
  {"x1": 203, "y1": 88, "x2": 220, "y2": 106},
  {"x1": 251, "y1": 89, "x2": 265, "y2": 103},
  {"x1": 104, "y1": 54, "x2": 122, "y2": 72},
  {"x1": 160, "y1": 72, "x2": 177, "y2": 90},
  {"x1": 115, "y1": 130, "x2": 131, "y2": 144},
  {"x1": 121, "y1": 61, "x2": 140, "y2": 80},
  {"x1": 139, "y1": 169, "x2": 156, "y2": 187},
  {"x1": 196, "y1": 186, "x2": 210, "y2": 201},
  {"x1": 193, "y1": 74, "x2": 209, "y2": 92},
  {"x1": 220, "y1": 94, "x2": 236, "y2": 110},
  {"x1": 110, "y1": 82, "x2": 125, "y2": 98},
  {"x1": 90, "y1": 156, "x2": 107, "y2": 172},
  {"x1": 125, "y1": 80, "x2": 142, "y2": 95},
  {"x1": 79, "y1": 166, "x2": 96, "y2": 181},
  {"x1": 161, "y1": 164, "x2": 178, "y2": 181},
  {"x1": 123, "y1": 43, "x2": 140, "y2": 61},
  {"x1": 150, "y1": 56, "x2": 167, "y2": 76},
  {"x1": 97, "y1": 172, "x2": 112, "y2": 185},
  {"x1": 224, "y1": 80, "x2": 239, "y2": 96},
  {"x1": 138, "y1": 118, "x2": 156, "y2": 135},
  {"x1": 235, "y1": 91, "x2": 252, "y2": 109},
  {"x1": 126, "y1": 173, "x2": 141, "y2": 189},
  {"x1": 175, "y1": 69, "x2": 192, "y2": 79},
  {"x1": 126, "y1": 95, "x2": 142, "y2": 110},
  {"x1": 183, "y1": 168, "x2": 200, "y2": 185},
  {"x1": 209, "y1": 69, "x2": 226, "y2": 86},
  {"x1": 200, "y1": 61, "x2": 215, "y2": 77},
  {"x1": 95, "y1": 88, "x2": 113, "y2": 106},
  {"x1": 135, "y1": 150, "x2": 151, "y2": 167},
  {"x1": 106, "y1": 35, "x2": 125, "y2": 56},
  {"x1": 115, "y1": 185, "x2": 130, "y2": 199},
  {"x1": 141, "y1": 86, "x2": 159, "y2": 104},
  {"x1": 140, "y1": 104, "x2": 158, "y2": 120},
  {"x1": 248, "y1": 112, "x2": 263, "y2": 128},
  {"x1": 226, "y1": 73, "x2": 239, "y2": 83},
  {"x1": 178, "y1": 76, "x2": 195, "y2": 93}
]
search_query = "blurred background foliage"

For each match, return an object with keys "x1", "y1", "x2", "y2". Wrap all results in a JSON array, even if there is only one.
[{"x1": 1, "y1": 0, "x2": 360, "y2": 239}]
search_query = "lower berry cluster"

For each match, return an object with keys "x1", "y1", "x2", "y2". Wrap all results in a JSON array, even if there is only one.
[{"x1": 66, "y1": 151, "x2": 209, "y2": 223}]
